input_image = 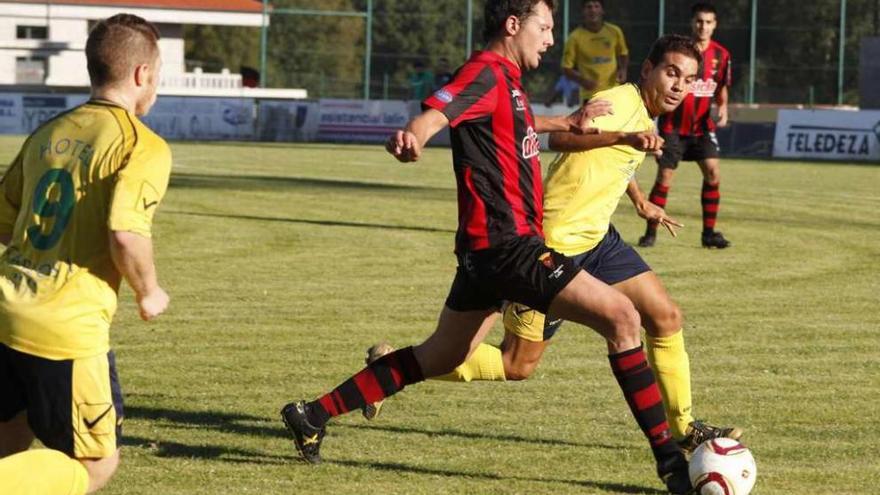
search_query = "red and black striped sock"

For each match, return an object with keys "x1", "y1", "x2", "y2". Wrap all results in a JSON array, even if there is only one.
[
  {"x1": 646, "y1": 182, "x2": 671, "y2": 234},
  {"x1": 306, "y1": 346, "x2": 424, "y2": 427},
  {"x1": 701, "y1": 181, "x2": 720, "y2": 234},
  {"x1": 609, "y1": 345, "x2": 679, "y2": 461}
]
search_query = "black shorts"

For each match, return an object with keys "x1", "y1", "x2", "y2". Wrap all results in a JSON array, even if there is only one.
[
  {"x1": 542, "y1": 225, "x2": 651, "y2": 339},
  {"x1": 445, "y1": 235, "x2": 580, "y2": 314},
  {"x1": 0, "y1": 344, "x2": 124, "y2": 458},
  {"x1": 657, "y1": 131, "x2": 720, "y2": 169}
]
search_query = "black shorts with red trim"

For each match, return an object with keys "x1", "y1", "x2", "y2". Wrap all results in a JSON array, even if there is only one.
[
  {"x1": 444, "y1": 235, "x2": 579, "y2": 314},
  {"x1": 657, "y1": 131, "x2": 720, "y2": 169}
]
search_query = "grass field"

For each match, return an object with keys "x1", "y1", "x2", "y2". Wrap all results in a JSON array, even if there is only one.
[{"x1": 1, "y1": 136, "x2": 878, "y2": 494}]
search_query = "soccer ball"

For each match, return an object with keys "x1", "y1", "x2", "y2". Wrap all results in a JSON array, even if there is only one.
[{"x1": 688, "y1": 438, "x2": 757, "y2": 495}]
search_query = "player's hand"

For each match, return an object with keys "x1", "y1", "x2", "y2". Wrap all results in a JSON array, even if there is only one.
[
  {"x1": 567, "y1": 99, "x2": 613, "y2": 135},
  {"x1": 623, "y1": 132, "x2": 665, "y2": 156},
  {"x1": 386, "y1": 130, "x2": 422, "y2": 162},
  {"x1": 137, "y1": 287, "x2": 169, "y2": 321},
  {"x1": 636, "y1": 201, "x2": 683, "y2": 237},
  {"x1": 716, "y1": 105, "x2": 729, "y2": 128}
]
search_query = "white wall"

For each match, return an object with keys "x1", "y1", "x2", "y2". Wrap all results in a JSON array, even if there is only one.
[
  {"x1": 0, "y1": 2, "x2": 254, "y2": 87},
  {"x1": 44, "y1": 18, "x2": 89, "y2": 86}
]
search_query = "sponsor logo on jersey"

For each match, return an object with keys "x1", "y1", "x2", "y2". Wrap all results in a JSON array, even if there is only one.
[
  {"x1": 434, "y1": 89, "x2": 453, "y2": 103},
  {"x1": 690, "y1": 79, "x2": 718, "y2": 98},
  {"x1": 512, "y1": 89, "x2": 526, "y2": 111},
  {"x1": 521, "y1": 126, "x2": 540, "y2": 159}
]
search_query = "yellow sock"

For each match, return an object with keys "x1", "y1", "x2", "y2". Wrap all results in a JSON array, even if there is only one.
[
  {"x1": 434, "y1": 343, "x2": 507, "y2": 382},
  {"x1": 0, "y1": 449, "x2": 89, "y2": 495},
  {"x1": 646, "y1": 330, "x2": 694, "y2": 440}
]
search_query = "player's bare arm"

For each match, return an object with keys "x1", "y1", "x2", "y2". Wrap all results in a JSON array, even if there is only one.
[
  {"x1": 549, "y1": 130, "x2": 664, "y2": 154},
  {"x1": 626, "y1": 179, "x2": 682, "y2": 237},
  {"x1": 535, "y1": 99, "x2": 612, "y2": 134},
  {"x1": 386, "y1": 108, "x2": 449, "y2": 163},
  {"x1": 715, "y1": 85, "x2": 729, "y2": 127},
  {"x1": 109, "y1": 231, "x2": 169, "y2": 321}
]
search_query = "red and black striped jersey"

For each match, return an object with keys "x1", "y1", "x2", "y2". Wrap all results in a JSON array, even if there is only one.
[
  {"x1": 659, "y1": 40, "x2": 731, "y2": 137},
  {"x1": 423, "y1": 51, "x2": 543, "y2": 253}
]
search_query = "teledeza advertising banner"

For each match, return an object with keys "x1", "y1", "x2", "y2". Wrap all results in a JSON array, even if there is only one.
[
  {"x1": 141, "y1": 97, "x2": 255, "y2": 140},
  {"x1": 773, "y1": 109, "x2": 880, "y2": 162},
  {"x1": 318, "y1": 99, "x2": 408, "y2": 143}
]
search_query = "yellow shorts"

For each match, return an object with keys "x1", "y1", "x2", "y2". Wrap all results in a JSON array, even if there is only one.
[
  {"x1": 502, "y1": 302, "x2": 563, "y2": 342},
  {"x1": 0, "y1": 344, "x2": 122, "y2": 459}
]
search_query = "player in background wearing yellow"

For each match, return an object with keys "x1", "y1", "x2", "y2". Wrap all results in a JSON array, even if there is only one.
[
  {"x1": 368, "y1": 35, "x2": 742, "y2": 455},
  {"x1": 562, "y1": 0, "x2": 629, "y2": 102},
  {"x1": 0, "y1": 14, "x2": 170, "y2": 495}
]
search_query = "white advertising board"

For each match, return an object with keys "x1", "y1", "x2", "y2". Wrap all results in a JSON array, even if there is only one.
[
  {"x1": 141, "y1": 97, "x2": 255, "y2": 140},
  {"x1": 773, "y1": 109, "x2": 880, "y2": 162},
  {"x1": 257, "y1": 100, "x2": 320, "y2": 142},
  {"x1": 318, "y1": 99, "x2": 408, "y2": 143},
  {"x1": 0, "y1": 94, "x2": 90, "y2": 134}
]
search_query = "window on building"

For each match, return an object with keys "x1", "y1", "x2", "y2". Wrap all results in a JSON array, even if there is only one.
[
  {"x1": 16, "y1": 25, "x2": 48, "y2": 39},
  {"x1": 16, "y1": 56, "x2": 47, "y2": 84}
]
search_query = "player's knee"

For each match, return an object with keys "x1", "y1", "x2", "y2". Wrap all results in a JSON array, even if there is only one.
[
  {"x1": 607, "y1": 302, "x2": 642, "y2": 347},
  {"x1": 82, "y1": 450, "x2": 120, "y2": 493},
  {"x1": 646, "y1": 303, "x2": 683, "y2": 336},
  {"x1": 704, "y1": 167, "x2": 721, "y2": 184}
]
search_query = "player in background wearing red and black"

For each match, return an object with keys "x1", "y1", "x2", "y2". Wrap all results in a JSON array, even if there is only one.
[
  {"x1": 280, "y1": 1, "x2": 693, "y2": 492},
  {"x1": 639, "y1": 2, "x2": 732, "y2": 249}
]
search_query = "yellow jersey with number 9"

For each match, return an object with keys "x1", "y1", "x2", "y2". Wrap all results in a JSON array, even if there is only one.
[
  {"x1": 543, "y1": 84, "x2": 653, "y2": 256},
  {"x1": 0, "y1": 100, "x2": 171, "y2": 360}
]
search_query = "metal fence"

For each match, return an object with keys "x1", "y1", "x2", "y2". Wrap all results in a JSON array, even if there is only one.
[{"x1": 257, "y1": 0, "x2": 879, "y2": 106}]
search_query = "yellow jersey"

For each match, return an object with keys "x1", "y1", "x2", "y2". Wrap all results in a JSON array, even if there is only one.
[
  {"x1": 543, "y1": 84, "x2": 652, "y2": 256},
  {"x1": 562, "y1": 22, "x2": 629, "y2": 101},
  {"x1": 0, "y1": 100, "x2": 172, "y2": 360}
]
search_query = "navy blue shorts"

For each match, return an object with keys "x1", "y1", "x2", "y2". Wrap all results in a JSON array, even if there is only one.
[{"x1": 542, "y1": 224, "x2": 650, "y2": 339}]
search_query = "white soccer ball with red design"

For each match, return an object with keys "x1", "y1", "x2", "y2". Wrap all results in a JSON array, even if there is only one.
[{"x1": 688, "y1": 438, "x2": 757, "y2": 495}]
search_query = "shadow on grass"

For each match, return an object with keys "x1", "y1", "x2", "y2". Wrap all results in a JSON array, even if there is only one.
[
  {"x1": 165, "y1": 210, "x2": 455, "y2": 234},
  {"x1": 329, "y1": 459, "x2": 666, "y2": 494},
  {"x1": 125, "y1": 405, "x2": 286, "y2": 440},
  {"x1": 125, "y1": 406, "x2": 619, "y2": 451},
  {"x1": 336, "y1": 422, "x2": 621, "y2": 450},
  {"x1": 122, "y1": 435, "x2": 298, "y2": 466},
  {"x1": 123, "y1": 406, "x2": 662, "y2": 492},
  {"x1": 169, "y1": 172, "x2": 452, "y2": 195}
]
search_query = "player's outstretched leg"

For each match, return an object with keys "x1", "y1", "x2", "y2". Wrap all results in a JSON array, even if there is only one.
[
  {"x1": 362, "y1": 342, "x2": 395, "y2": 420},
  {"x1": 282, "y1": 306, "x2": 497, "y2": 463},
  {"x1": 281, "y1": 346, "x2": 425, "y2": 464},
  {"x1": 548, "y1": 271, "x2": 692, "y2": 494},
  {"x1": 616, "y1": 271, "x2": 743, "y2": 454}
]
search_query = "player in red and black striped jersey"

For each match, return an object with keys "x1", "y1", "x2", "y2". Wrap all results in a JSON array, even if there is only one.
[
  {"x1": 639, "y1": 2, "x2": 733, "y2": 249},
  {"x1": 281, "y1": 1, "x2": 693, "y2": 492}
]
